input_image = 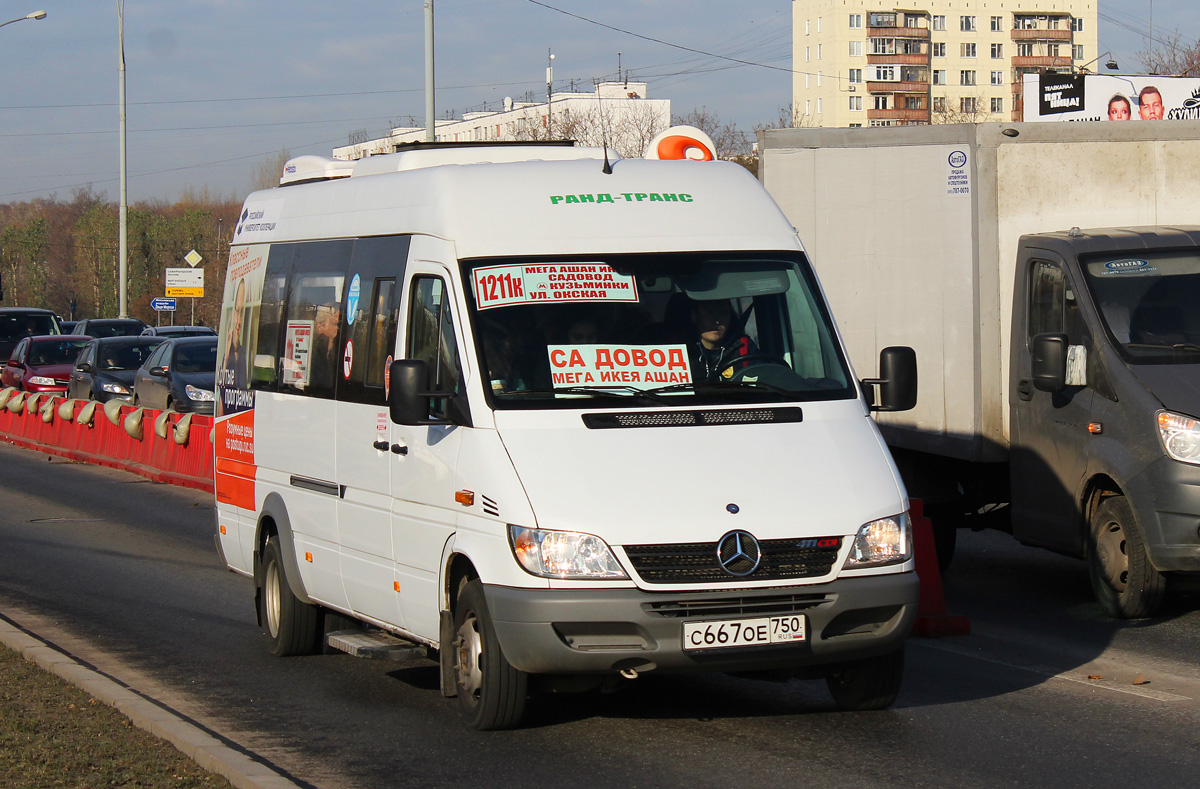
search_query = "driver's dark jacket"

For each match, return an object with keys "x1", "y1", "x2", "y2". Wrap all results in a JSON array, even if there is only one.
[{"x1": 689, "y1": 335, "x2": 756, "y2": 381}]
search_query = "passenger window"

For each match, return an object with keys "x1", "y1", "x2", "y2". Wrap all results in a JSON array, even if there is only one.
[
  {"x1": 147, "y1": 344, "x2": 169, "y2": 368},
  {"x1": 251, "y1": 244, "x2": 294, "y2": 392},
  {"x1": 279, "y1": 240, "x2": 352, "y2": 400},
  {"x1": 365, "y1": 279, "x2": 398, "y2": 388},
  {"x1": 407, "y1": 277, "x2": 461, "y2": 415},
  {"x1": 1028, "y1": 260, "x2": 1086, "y2": 345}
]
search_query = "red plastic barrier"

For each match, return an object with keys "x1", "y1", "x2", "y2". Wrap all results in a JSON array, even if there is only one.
[
  {"x1": 910, "y1": 498, "x2": 971, "y2": 637},
  {"x1": 0, "y1": 395, "x2": 214, "y2": 493}
]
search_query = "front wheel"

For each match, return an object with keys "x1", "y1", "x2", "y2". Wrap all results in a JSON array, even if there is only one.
[
  {"x1": 453, "y1": 579, "x2": 528, "y2": 730},
  {"x1": 1088, "y1": 496, "x2": 1165, "y2": 619},
  {"x1": 825, "y1": 647, "x2": 904, "y2": 711},
  {"x1": 259, "y1": 535, "x2": 322, "y2": 656}
]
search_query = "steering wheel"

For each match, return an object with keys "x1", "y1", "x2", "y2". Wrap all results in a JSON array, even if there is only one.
[{"x1": 708, "y1": 352, "x2": 790, "y2": 381}]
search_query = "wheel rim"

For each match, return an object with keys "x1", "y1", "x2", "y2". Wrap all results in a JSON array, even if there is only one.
[
  {"x1": 1094, "y1": 519, "x2": 1129, "y2": 592},
  {"x1": 264, "y1": 557, "x2": 282, "y2": 638},
  {"x1": 455, "y1": 611, "x2": 484, "y2": 702}
]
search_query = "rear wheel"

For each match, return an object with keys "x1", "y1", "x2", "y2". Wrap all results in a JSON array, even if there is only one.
[
  {"x1": 1088, "y1": 496, "x2": 1165, "y2": 619},
  {"x1": 260, "y1": 536, "x2": 322, "y2": 656},
  {"x1": 453, "y1": 579, "x2": 528, "y2": 730},
  {"x1": 826, "y1": 646, "x2": 904, "y2": 711}
]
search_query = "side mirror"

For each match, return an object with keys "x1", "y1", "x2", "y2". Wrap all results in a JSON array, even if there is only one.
[
  {"x1": 149, "y1": 366, "x2": 168, "y2": 378},
  {"x1": 1032, "y1": 333, "x2": 1068, "y2": 392},
  {"x1": 388, "y1": 359, "x2": 451, "y2": 426},
  {"x1": 6, "y1": 360, "x2": 24, "y2": 369},
  {"x1": 862, "y1": 346, "x2": 917, "y2": 412},
  {"x1": 76, "y1": 362, "x2": 93, "y2": 374}
]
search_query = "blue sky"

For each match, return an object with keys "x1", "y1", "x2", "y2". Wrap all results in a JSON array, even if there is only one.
[{"x1": 0, "y1": 1, "x2": 1191, "y2": 204}]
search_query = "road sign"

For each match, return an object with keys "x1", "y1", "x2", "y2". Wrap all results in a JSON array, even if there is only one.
[
  {"x1": 184, "y1": 249, "x2": 203, "y2": 267},
  {"x1": 151, "y1": 297, "x2": 177, "y2": 312},
  {"x1": 165, "y1": 267, "x2": 204, "y2": 298}
]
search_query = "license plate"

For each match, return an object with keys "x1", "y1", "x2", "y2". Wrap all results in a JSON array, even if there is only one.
[{"x1": 682, "y1": 615, "x2": 807, "y2": 651}]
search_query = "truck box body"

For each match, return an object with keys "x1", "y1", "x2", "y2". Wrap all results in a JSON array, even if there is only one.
[{"x1": 760, "y1": 122, "x2": 1200, "y2": 463}]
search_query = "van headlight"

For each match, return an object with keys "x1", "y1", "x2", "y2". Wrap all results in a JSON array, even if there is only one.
[
  {"x1": 843, "y1": 513, "x2": 911, "y2": 568},
  {"x1": 509, "y1": 525, "x2": 628, "y2": 579},
  {"x1": 1157, "y1": 410, "x2": 1200, "y2": 465}
]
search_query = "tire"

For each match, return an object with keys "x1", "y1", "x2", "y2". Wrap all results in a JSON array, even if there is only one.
[
  {"x1": 1088, "y1": 496, "x2": 1166, "y2": 619},
  {"x1": 453, "y1": 579, "x2": 528, "y2": 730},
  {"x1": 259, "y1": 536, "x2": 322, "y2": 656},
  {"x1": 826, "y1": 646, "x2": 904, "y2": 711}
]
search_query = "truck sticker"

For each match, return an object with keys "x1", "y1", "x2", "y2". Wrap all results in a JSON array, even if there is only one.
[
  {"x1": 472, "y1": 263, "x2": 639, "y2": 310},
  {"x1": 547, "y1": 344, "x2": 692, "y2": 390},
  {"x1": 946, "y1": 150, "x2": 970, "y2": 196}
]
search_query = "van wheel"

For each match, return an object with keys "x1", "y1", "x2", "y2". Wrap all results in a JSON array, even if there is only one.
[
  {"x1": 453, "y1": 580, "x2": 528, "y2": 730},
  {"x1": 260, "y1": 536, "x2": 322, "y2": 656},
  {"x1": 1088, "y1": 496, "x2": 1165, "y2": 619},
  {"x1": 825, "y1": 646, "x2": 904, "y2": 711}
]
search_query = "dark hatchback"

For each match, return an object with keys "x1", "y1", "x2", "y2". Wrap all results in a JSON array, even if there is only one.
[
  {"x1": 131, "y1": 336, "x2": 217, "y2": 414},
  {"x1": 0, "y1": 308, "x2": 60, "y2": 361},
  {"x1": 73, "y1": 318, "x2": 148, "y2": 338},
  {"x1": 67, "y1": 336, "x2": 165, "y2": 403},
  {"x1": 2, "y1": 335, "x2": 92, "y2": 393}
]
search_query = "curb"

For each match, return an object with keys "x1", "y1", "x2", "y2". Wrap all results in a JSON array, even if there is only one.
[{"x1": 0, "y1": 614, "x2": 302, "y2": 789}]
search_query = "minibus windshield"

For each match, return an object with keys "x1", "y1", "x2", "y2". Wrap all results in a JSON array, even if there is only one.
[
  {"x1": 462, "y1": 251, "x2": 856, "y2": 409},
  {"x1": 1082, "y1": 249, "x2": 1200, "y2": 365}
]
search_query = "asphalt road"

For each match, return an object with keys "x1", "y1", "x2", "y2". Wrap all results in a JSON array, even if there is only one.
[{"x1": 2, "y1": 440, "x2": 1200, "y2": 788}]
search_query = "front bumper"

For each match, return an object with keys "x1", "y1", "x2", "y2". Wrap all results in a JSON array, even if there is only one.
[
  {"x1": 484, "y1": 572, "x2": 918, "y2": 675},
  {"x1": 1127, "y1": 455, "x2": 1200, "y2": 572}
]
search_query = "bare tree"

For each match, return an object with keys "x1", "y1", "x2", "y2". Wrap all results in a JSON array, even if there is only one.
[
  {"x1": 1137, "y1": 29, "x2": 1200, "y2": 76},
  {"x1": 249, "y1": 149, "x2": 292, "y2": 192},
  {"x1": 506, "y1": 101, "x2": 669, "y2": 159},
  {"x1": 931, "y1": 93, "x2": 994, "y2": 124},
  {"x1": 672, "y1": 107, "x2": 747, "y2": 159}
]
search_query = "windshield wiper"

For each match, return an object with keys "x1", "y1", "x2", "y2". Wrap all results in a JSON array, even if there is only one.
[
  {"x1": 495, "y1": 385, "x2": 670, "y2": 405},
  {"x1": 646, "y1": 380, "x2": 803, "y2": 400},
  {"x1": 1124, "y1": 342, "x2": 1200, "y2": 352}
]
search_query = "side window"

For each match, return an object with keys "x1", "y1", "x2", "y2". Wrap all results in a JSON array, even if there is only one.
[
  {"x1": 341, "y1": 235, "x2": 409, "y2": 404},
  {"x1": 1029, "y1": 259, "x2": 1089, "y2": 385},
  {"x1": 14, "y1": 339, "x2": 28, "y2": 363},
  {"x1": 279, "y1": 240, "x2": 352, "y2": 400},
  {"x1": 251, "y1": 244, "x2": 294, "y2": 393},
  {"x1": 407, "y1": 276, "x2": 461, "y2": 416},
  {"x1": 148, "y1": 343, "x2": 170, "y2": 369}
]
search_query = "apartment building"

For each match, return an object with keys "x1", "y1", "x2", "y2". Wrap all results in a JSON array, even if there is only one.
[{"x1": 792, "y1": 1, "x2": 1099, "y2": 126}]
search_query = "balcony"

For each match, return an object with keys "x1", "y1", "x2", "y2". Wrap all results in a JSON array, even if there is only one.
[
  {"x1": 867, "y1": 108, "x2": 931, "y2": 121},
  {"x1": 1010, "y1": 28, "x2": 1072, "y2": 42},
  {"x1": 868, "y1": 25, "x2": 929, "y2": 39},
  {"x1": 866, "y1": 81, "x2": 929, "y2": 94},
  {"x1": 1012, "y1": 56, "x2": 1074, "y2": 68},
  {"x1": 867, "y1": 54, "x2": 929, "y2": 65}
]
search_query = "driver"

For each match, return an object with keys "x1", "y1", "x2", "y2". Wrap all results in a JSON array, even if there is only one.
[{"x1": 687, "y1": 298, "x2": 755, "y2": 381}]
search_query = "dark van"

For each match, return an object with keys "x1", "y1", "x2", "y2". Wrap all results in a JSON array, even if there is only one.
[{"x1": 0, "y1": 308, "x2": 60, "y2": 362}]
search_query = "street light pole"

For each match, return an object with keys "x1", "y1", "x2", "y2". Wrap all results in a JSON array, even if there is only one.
[
  {"x1": 0, "y1": 10, "x2": 46, "y2": 29},
  {"x1": 116, "y1": 0, "x2": 128, "y2": 319},
  {"x1": 424, "y1": 0, "x2": 435, "y2": 142}
]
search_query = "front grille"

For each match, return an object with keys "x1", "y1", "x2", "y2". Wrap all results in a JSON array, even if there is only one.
[
  {"x1": 624, "y1": 537, "x2": 842, "y2": 584},
  {"x1": 582, "y1": 407, "x2": 803, "y2": 429},
  {"x1": 645, "y1": 592, "x2": 831, "y2": 619}
]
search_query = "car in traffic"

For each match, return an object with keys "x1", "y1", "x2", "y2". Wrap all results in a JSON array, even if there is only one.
[
  {"x1": 0, "y1": 307, "x2": 60, "y2": 361},
  {"x1": 72, "y1": 318, "x2": 148, "y2": 338},
  {"x1": 67, "y1": 336, "x2": 165, "y2": 403},
  {"x1": 58, "y1": 320, "x2": 80, "y2": 335},
  {"x1": 2, "y1": 335, "x2": 92, "y2": 393},
  {"x1": 131, "y1": 335, "x2": 217, "y2": 414},
  {"x1": 139, "y1": 325, "x2": 216, "y2": 338}
]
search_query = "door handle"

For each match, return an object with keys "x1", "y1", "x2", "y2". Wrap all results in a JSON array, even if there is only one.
[
  {"x1": 372, "y1": 440, "x2": 390, "y2": 451},
  {"x1": 390, "y1": 444, "x2": 408, "y2": 456},
  {"x1": 1017, "y1": 379, "x2": 1033, "y2": 401}
]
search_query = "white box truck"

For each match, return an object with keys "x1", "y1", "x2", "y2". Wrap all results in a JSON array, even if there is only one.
[
  {"x1": 760, "y1": 121, "x2": 1200, "y2": 619},
  {"x1": 213, "y1": 129, "x2": 921, "y2": 729}
]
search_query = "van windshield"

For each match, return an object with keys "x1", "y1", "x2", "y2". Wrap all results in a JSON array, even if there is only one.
[
  {"x1": 462, "y1": 252, "x2": 855, "y2": 408},
  {"x1": 1082, "y1": 249, "x2": 1200, "y2": 364}
]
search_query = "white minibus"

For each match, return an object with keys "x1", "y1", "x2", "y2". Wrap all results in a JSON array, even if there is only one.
[{"x1": 213, "y1": 130, "x2": 920, "y2": 729}]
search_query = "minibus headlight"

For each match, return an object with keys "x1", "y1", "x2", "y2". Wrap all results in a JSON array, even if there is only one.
[
  {"x1": 843, "y1": 513, "x2": 911, "y2": 568},
  {"x1": 508, "y1": 525, "x2": 628, "y2": 579},
  {"x1": 1157, "y1": 410, "x2": 1200, "y2": 465}
]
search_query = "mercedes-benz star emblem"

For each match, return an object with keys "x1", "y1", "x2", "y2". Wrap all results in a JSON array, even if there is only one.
[{"x1": 717, "y1": 530, "x2": 761, "y2": 576}]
